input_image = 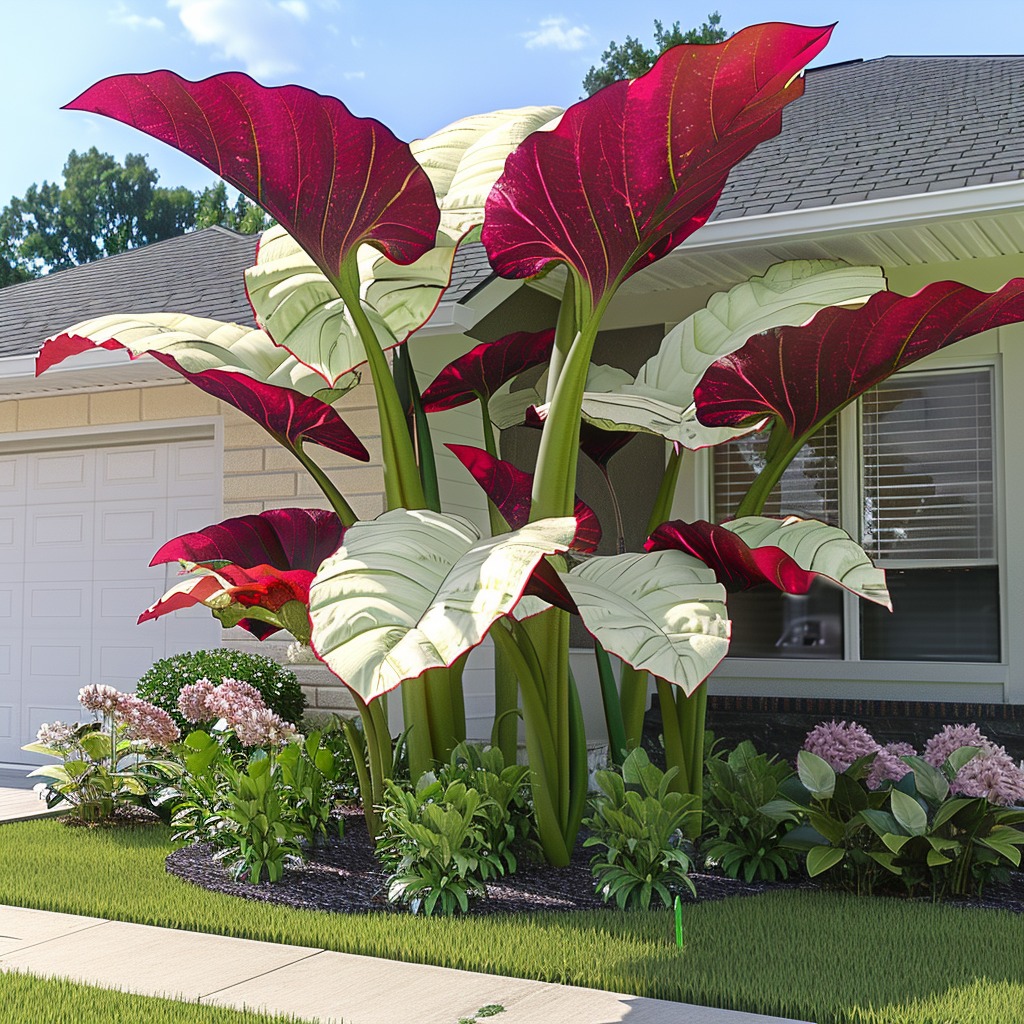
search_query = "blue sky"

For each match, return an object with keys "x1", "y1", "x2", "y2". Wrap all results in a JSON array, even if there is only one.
[{"x1": 3, "y1": 1, "x2": 1023, "y2": 202}]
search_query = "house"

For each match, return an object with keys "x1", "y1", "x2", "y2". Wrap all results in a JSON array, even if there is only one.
[{"x1": 2, "y1": 54, "x2": 1024, "y2": 767}]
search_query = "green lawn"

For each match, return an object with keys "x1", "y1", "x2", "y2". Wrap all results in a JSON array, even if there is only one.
[
  {"x1": 0, "y1": 970, "x2": 318, "y2": 1024},
  {"x1": 1, "y1": 817, "x2": 1023, "y2": 1023}
]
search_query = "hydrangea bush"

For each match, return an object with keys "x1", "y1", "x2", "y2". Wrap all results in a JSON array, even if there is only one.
[{"x1": 801, "y1": 719, "x2": 1024, "y2": 806}]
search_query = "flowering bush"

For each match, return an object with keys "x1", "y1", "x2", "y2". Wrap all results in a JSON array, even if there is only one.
[
  {"x1": 136, "y1": 649, "x2": 305, "y2": 734},
  {"x1": 178, "y1": 677, "x2": 300, "y2": 747},
  {"x1": 24, "y1": 684, "x2": 180, "y2": 821},
  {"x1": 800, "y1": 719, "x2": 1024, "y2": 805}
]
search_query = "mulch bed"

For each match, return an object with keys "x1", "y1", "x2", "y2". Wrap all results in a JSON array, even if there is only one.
[
  {"x1": 165, "y1": 806, "x2": 1024, "y2": 916},
  {"x1": 165, "y1": 806, "x2": 789, "y2": 916}
]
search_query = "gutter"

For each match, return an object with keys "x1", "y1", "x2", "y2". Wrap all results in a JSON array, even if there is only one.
[{"x1": 676, "y1": 179, "x2": 1024, "y2": 252}]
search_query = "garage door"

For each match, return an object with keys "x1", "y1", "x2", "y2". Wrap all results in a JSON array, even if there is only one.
[{"x1": 0, "y1": 436, "x2": 222, "y2": 765}]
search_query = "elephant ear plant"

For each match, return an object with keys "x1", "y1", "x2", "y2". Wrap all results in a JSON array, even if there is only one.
[{"x1": 38, "y1": 23, "x2": 1024, "y2": 866}]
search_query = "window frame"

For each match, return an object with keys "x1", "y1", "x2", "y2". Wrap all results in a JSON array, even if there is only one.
[{"x1": 703, "y1": 353, "x2": 1005, "y2": 669}]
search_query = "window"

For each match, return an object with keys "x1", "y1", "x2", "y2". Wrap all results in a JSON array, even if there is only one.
[{"x1": 711, "y1": 366, "x2": 999, "y2": 664}]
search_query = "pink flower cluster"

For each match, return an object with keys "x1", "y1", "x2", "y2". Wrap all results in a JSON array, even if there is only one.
[
  {"x1": 925, "y1": 724, "x2": 1024, "y2": 807},
  {"x1": 114, "y1": 693, "x2": 180, "y2": 748},
  {"x1": 802, "y1": 720, "x2": 879, "y2": 772},
  {"x1": 801, "y1": 719, "x2": 1024, "y2": 806},
  {"x1": 76, "y1": 684, "x2": 179, "y2": 748},
  {"x1": 177, "y1": 676, "x2": 298, "y2": 747}
]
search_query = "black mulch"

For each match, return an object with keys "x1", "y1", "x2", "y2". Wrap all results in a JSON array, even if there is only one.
[{"x1": 165, "y1": 809, "x2": 1024, "y2": 918}]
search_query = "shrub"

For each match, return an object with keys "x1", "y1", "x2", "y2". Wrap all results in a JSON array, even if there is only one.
[
  {"x1": 584, "y1": 748, "x2": 698, "y2": 910},
  {"x1": 137, "y1": 650, "x2": 305, "y2": 733},
  {"x1": 702, "y1": 740, "x2": 798, "y2": 882}
]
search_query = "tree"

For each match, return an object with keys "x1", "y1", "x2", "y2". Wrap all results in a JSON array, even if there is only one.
[
  {"x1": 582, "y1": 14, "x2": 727, "y2": 95},
  {"x1": 1, "y1": 149, "x2": 271, "y2": 281}
]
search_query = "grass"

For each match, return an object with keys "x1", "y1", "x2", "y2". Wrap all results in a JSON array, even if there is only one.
[
  {"x1": 0, "y1": 970, "x2": 318, "y2": 1023},
  {"x1": 2, "y1": 817, "x2": 1023, "y2": 1023}
]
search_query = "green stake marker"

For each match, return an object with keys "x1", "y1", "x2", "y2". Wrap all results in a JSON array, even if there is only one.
[{"x1": 674, "y1": 895, "x2": 683, "y2": 948}]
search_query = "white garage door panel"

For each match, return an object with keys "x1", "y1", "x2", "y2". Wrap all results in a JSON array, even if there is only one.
[{"x1": 0, "y1": 437, "x2": 221, "y2": 764}]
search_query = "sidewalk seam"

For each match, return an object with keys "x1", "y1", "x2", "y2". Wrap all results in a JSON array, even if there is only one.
[
  {"x1": 0, "y1": 917, "x2": 111, "y2": 956},
  {"x1": 198, "y1": 947, "x2": 327, "y2": 1002}
]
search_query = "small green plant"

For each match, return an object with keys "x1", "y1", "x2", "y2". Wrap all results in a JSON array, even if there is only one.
[
  {"x1": 702, "y1": 740, "x2": 798, "y2": 882},
  {"x1": 276, "y1": 729, "x2": 345, "y2": 847},
  {"x1": 217, "y1": 752, "x2": 304, "y2": 883},
  {"x1": 376, "y1": 745, "x2": 527, "y2": 916},
  {"x1": 458, "y1": 1005, "x2": 506, "y2": 1024},
  {"x1": 136, "y1": 649, "x2": 305, "y2": 734},
  {"x1": 583, "y1": 748, "x2": 699, "y2": 910},
  {"x1": 763, "y1": 750, "x2": 888, "y2": 894}
]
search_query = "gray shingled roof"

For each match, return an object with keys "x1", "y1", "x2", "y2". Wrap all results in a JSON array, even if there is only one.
[
  {"x1": 3, "y1": 56, "x2": 1022, "y2": 362},
  {"x1": 713, "y1": 55, "x2": 1024, "y2": 219},
  {"x1": 0, "y1": 226, "x2": 497, "y2": 360},
  {"x1": 0, "y1": 226, "x2": 257, "y2": 360}
]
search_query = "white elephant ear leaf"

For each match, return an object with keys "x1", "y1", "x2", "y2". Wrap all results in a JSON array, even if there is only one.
[
  {"x1": 578, "y1": 260, "x2": 887, "y2": 449},
  {"x1": 308, "y1": 508, "x2": 577, "y2": 702},
  {"x1": 563, "y1": 550, "x2": 731, "y2": 696}
]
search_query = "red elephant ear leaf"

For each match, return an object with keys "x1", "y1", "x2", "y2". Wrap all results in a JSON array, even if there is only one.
[
  {"x1": 137, "y1": 575, "x2": 224, "y2": 623},
  {"x1": 446, "y1": 444, "x2": 602, "y2": 553},
  {"x1": 149, "y1": 355, "x2": 369, "y2": 462},
  {"x1": 216, "y1": 564, "x2": 316, "y2": 611},
  {"x1": 523, "y1": 406, "x2": 634, "y2": 469},
  {"x1": 523, "y1": 558, "x2": 578, "y2": 615},
  {"x1": 695, "y1": 279, "x2": 1024, "y2": 441},
  {"x1": 150, "y1": 508, "x2": 345, "y2": 572},
  {"x1": 64, "y1": 72, "x2": 439, "y2": 281},
  {"x1": 420, "y1": 329, "x2": 555, "y2": 412},
  {"x1": 36, "y1": 334, "x2": 125, "y2": 375},
  {"x1": 483, "y1": 23, "x2": 833, "y2": 309},
  {"x1": 645, "y1": 520, "x2": 816, "y2": 593}
]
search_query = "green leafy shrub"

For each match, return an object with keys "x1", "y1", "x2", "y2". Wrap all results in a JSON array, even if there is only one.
[
  {"x1": 584, "y1": 748, "x2": 698, "y2": 910},
  {"x1": 137, "y1": 649, "x2": 305, "y2": 733},
  {"x1": 702, "y1": 740, "x2": 798, "y2": 882},
  {"x1": 375, "y1": 743, "x2": 530, "y2": 916}
]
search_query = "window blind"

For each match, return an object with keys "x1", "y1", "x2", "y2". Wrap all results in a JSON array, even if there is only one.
[
  {"x1": 712, "y1": 419, "x2": 839, "y2": 523},
  {"x1": 861, "y1": 369, "x2": 995, "y2": 562}
]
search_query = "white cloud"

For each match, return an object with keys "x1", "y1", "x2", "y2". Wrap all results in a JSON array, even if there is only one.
[
  {"x1": 278, "y1": 0, "x2": 308, "y2": 20},
  {"x1": 170, "y1": 0, "x2": 315, "y2": 79},
  {"x1": 109, "y1": 3, "x2": 164, "y2": 29},
  {"x1": 522, "y1": 16, "x2": 590, "y2": 51},
  {"x1": 343, "y1": 70, "x2": 365, "y2": 80}
]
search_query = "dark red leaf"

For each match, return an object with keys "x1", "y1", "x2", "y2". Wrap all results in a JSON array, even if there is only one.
[
  {"x1": 65, "y1": 72, "x2": 439, "y2": 281},
  {"x1": 645, "y1": 520, "x2": 817, "y2": 593},
  {"x1": 150, "y1": 354, "x2": 369, "y2": 461},
  {"x1": 150, "y1": 508, "x2": 345, "y2": 572},
  {"x1": 695, "y1": 279, "x2": 1024, "y2": 441},
  {"x1": 420, "y1": 329, "x2": 555, "y2": 412},
  {"x1": 523, "y1": 406, "x2": 634, "y2": 468},
  {"x1": 483, "y1": 24, "x2": 833, "y2": 308},
  {"x1": 446, "y1": 444, "x2": 601, "y2": 553},
  {"x1": 524, "y1": 558, "x2": 578, "y2": 615}
]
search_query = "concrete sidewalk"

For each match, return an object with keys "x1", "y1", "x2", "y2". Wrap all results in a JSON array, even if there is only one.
[
  {"x1": 0, "y1": 786, "x2": 65, "y2": 823},
  {"x1": 0, "y1": 905, "x2": 812, "y2": 1024}
]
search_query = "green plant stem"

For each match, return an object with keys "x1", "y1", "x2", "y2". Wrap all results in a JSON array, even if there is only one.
[
  {"x1": 545, "y1": 274, "x2": 579, "y2": 405},
  {"x1": 292, "y1": 443, "x2": 358, "y2": 526},
  {"x1": 400, "y1": 676, "x2": 436, "y2": 780},
  {"x1": 336, "y1": 262, "x2": 425, "y2": 511},
  {"x1": 491, "y1": 621, "x2": 571, "y2": 866},
  {"x1": 656, "y1": 678, "x2": 689, "y2": 792},
  {"x1": 735, "y1": 423, "x2": 814, "y2": 518},
  {"x1": 677, "y1": 683, "x2": 708, "y2": 829},
  {"x1": 600, "y1": 466, "x2": 626, "y2": 553},
  {"x1": 404, "y1": 345, "x2": 441, "y2": 512},
  {"x1": 595, "y1": 641, "x2": 627, "y2": 766},
  {"x1": 619, "y1": 447, "x2": 684, "y2": 747}
]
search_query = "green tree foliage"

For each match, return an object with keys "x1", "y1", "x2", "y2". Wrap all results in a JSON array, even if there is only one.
[
  {"x1": 582, "y1": 14, "x2": 727, "y2": 96},
  {"x1": 1, "y1": 148, "x2": 271, "y2": 281}
]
